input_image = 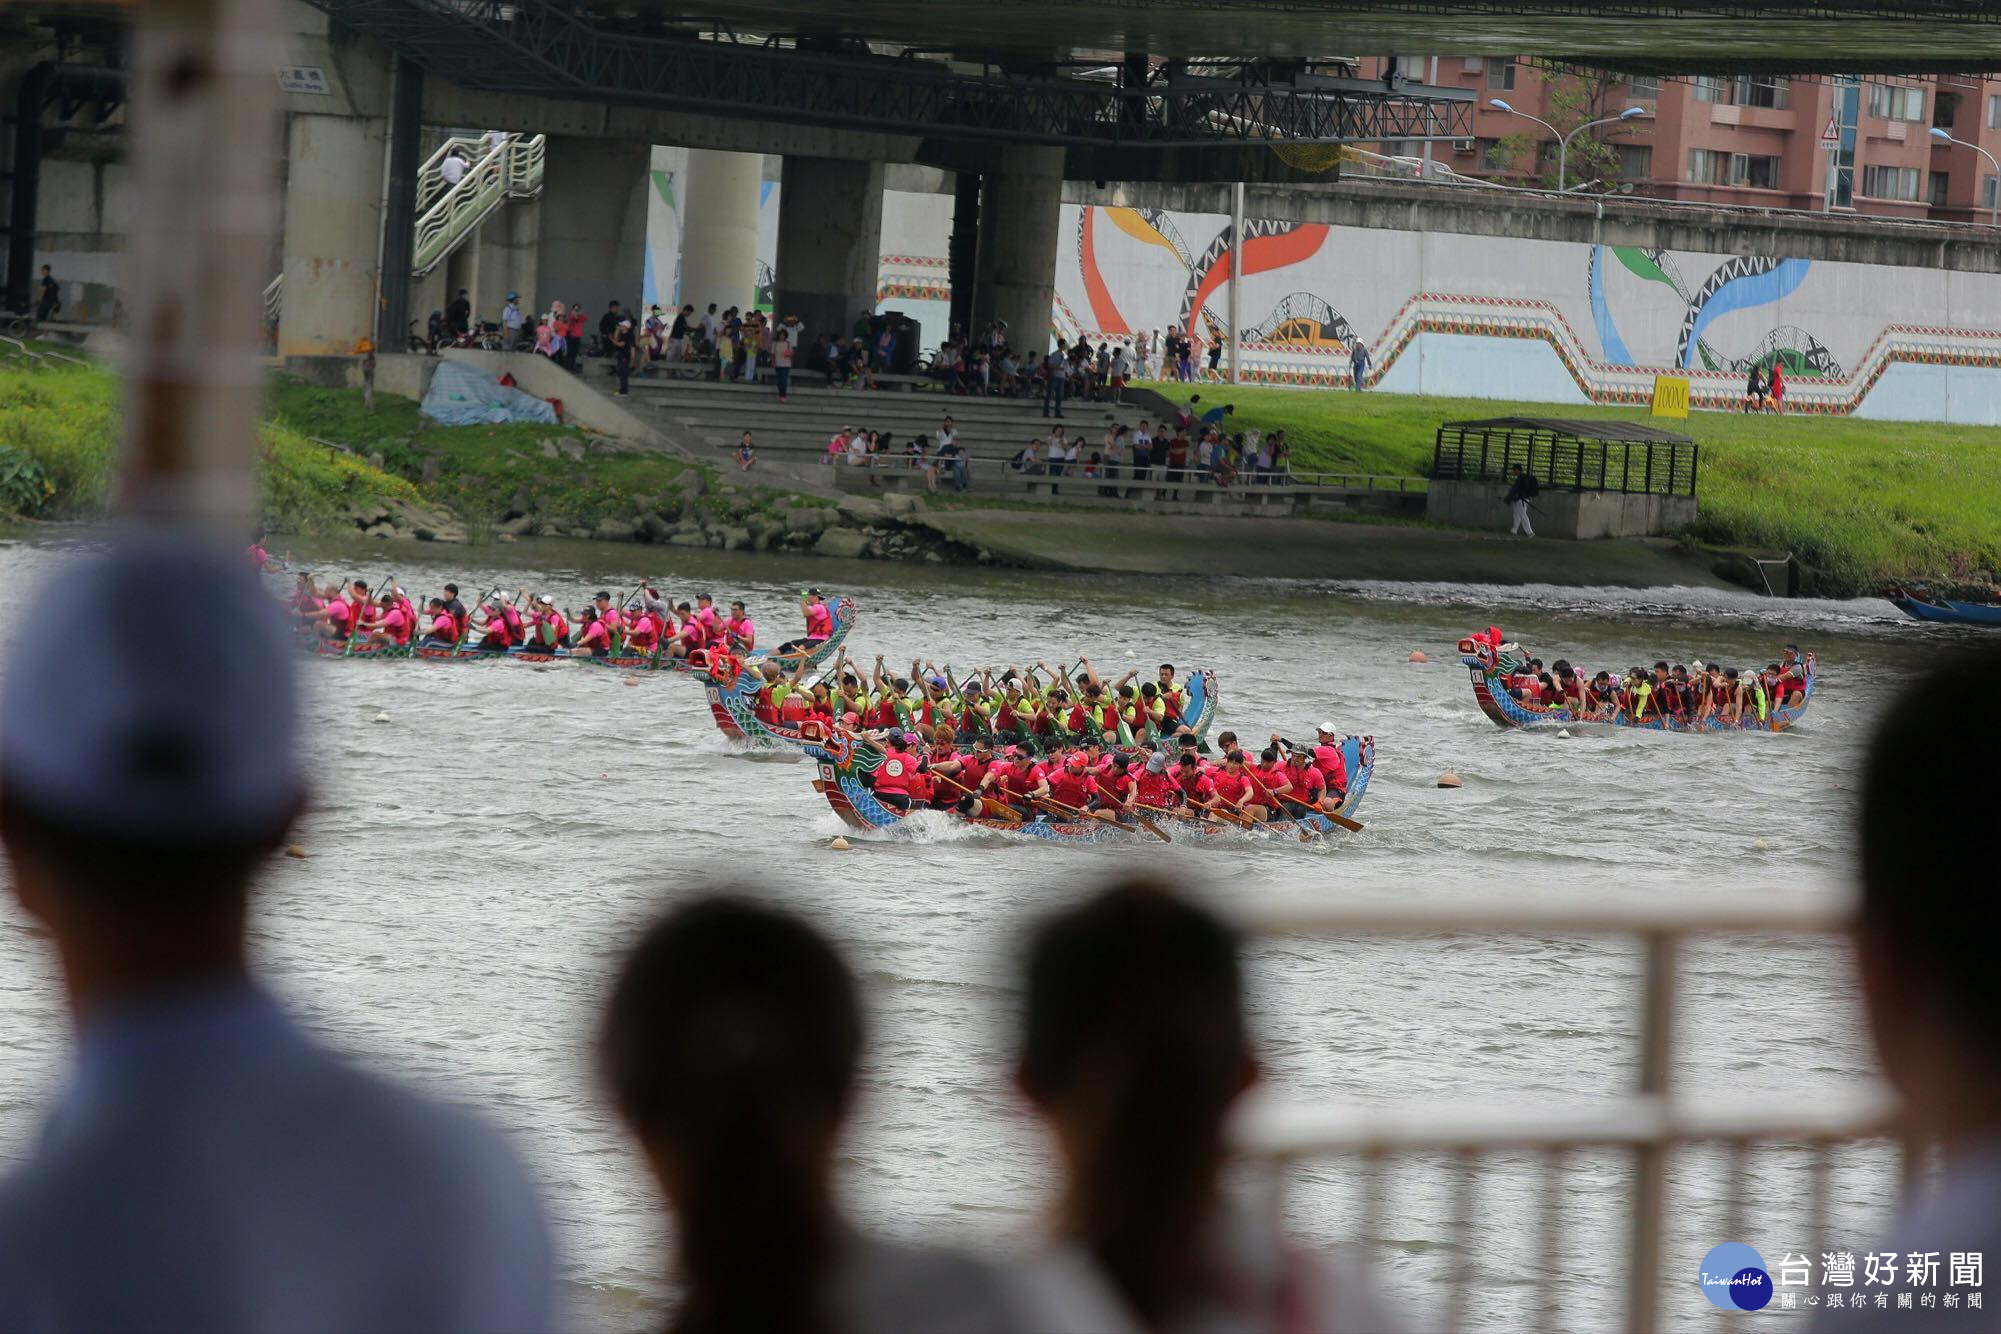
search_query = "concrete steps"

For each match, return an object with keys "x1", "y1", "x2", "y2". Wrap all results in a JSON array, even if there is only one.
[{"x1": 623, "y1": 374, "x2": 1151, "y2": 461}]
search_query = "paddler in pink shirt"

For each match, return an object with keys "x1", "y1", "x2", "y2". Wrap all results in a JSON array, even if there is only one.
[{"x1": 725, "y1": 601, "x2": 756, "y2": 654}]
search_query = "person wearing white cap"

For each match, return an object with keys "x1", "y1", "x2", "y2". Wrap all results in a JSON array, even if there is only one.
[{"x1": 0, "y1": 538, "x2": 554, "y2": 1332}]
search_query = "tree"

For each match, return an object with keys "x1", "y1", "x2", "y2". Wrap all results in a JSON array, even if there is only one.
[{"x1": 1482, "y1": 67, "x2": 1648, "y2": 191}]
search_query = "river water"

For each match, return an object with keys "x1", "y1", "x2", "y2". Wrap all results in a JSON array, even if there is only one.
[{"x1": 0, "y1": 531, "x2": 1966, "y2": 1331}]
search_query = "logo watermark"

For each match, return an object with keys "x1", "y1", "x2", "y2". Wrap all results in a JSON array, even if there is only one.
[{"x1": 1700, "y1": 1243, "x2": 1774, "y2": 1312}]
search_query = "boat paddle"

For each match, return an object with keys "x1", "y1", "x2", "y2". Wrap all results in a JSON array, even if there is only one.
[
  {"x1": 930, "y1": 769, "x2": 1023, "y2": 824},
  {"x1": 1032, "y1": 791, "x2": 1171, "y2": 844}
]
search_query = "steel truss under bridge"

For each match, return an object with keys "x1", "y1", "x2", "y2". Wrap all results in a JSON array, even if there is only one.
[{"x1": 306, "y1": 0, "x2": 1474, "y2": 147}]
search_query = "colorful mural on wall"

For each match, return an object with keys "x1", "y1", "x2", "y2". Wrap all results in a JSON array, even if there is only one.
[
  {"x1": 1054, "y1": 201, "x2": 2001, "y2": 423},
  {"x1": 644, "y1": 176, "x2": 2001, "y2": 424}
]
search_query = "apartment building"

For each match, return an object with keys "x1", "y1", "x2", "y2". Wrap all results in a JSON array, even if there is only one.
[{"x1": 1362, "y1": 59, "x2": 1996, "y2": 223}]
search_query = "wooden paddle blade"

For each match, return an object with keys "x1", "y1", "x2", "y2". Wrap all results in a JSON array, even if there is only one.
[
  {"x1": 1130, "y1": 813, "x2": 1173, "y2": 843},
  {"x1": 1325, "y1": 812, "x2": 1364, "y2": 833}
]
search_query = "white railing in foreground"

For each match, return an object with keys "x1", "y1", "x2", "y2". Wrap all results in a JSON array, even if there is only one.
[{"x1": 1223, "y1": 892, "x2": 1901, "y2": 1334}]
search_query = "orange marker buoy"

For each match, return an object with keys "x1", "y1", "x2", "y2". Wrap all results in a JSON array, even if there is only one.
[
  {"x1": 1436, "y1": 773, "x2": 1463, "y2": 789},
  {"x1": 1409, "y1": 650, "x2": 1429, "y2": 664}
]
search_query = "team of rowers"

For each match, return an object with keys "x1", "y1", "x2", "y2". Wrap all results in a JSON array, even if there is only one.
[
  {"x1": 857, "y1": 723, "x2": 1353, "y2": 828},
  {"x1": 747, "y1": 651, "x2": 1203, "y2": 750},
  {"x1": 1498, "y1": 642, "x2": 1812, "y2": 726},
  {"x1": 739, "y1": 648, "x2": 1352, "y2": 824},
  {"x1": 289, "y1": 573, "x2": 838, "y2": 661}
]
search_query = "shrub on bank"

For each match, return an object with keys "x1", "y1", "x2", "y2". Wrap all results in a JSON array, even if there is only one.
[
  {"x1": 0, "y1": 359, "x2": 418, "y2": 531},
  {"x1": 0, "y1": 362, "x2": 119, "y2": 517},
  {"x1": 260, "y1": 425, "x2": 422, "y2": 533}
]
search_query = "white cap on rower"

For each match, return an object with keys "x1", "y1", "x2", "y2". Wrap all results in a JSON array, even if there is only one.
[
  {"x1": 1317, "y1": 720, "x2": 1338, "y2": 734},
  {"x1": 0, "y1": 537, "x2": 302, "y2": 843}
]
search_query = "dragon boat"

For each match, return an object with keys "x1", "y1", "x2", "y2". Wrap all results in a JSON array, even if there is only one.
[
  {"x1": 803, "y1": 732, "x2": 1374, "y2": 844},
  {"x1": 1457, "y1": 632, "x2": 1816, "y2": 732},
  {"x1": 1885, "y1": 587, "x2": 2001, "y2": 627},
  {"x1": 702, "y1": 652, "x2": 1217, "y2": 753},
  {"x1": 301, "y1": 596, "x2": 857, "y2": 670}
]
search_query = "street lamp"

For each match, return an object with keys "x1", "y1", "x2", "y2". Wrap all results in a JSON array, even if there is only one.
[
  {"x1": 1490, "y1": 100, "x2": 1651, "y2": 192},
  {"x1": 1929, "y1": 125, "x2": 2000, "y2": 227}
]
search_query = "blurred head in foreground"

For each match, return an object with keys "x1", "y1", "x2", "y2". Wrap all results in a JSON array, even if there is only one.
[
  {"x1": 1858, "y1": 645, "x2": 2001, "y2": 1148},
  {"x1": 1018, "y1": 877, "x2": 1257, "y2": 1328},
  {"x1": 0, "y1": 538, "x2": 304, "y2": 1011},
  {"x1": 603, "y1": 897, "x2": 863, "y2": 1333},
  {"x1": 0, "y1": 537, "x2": 552, "y2": 1331}
]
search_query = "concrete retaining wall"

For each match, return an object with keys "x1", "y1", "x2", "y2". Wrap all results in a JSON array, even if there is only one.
[{"x1": 1426, "y1": 481, "x2": 1695, "y2": 539}]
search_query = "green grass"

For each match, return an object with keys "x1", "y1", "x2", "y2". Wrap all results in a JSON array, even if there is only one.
[
  {"x1": 1205, "y1": 386, "x2": 2001, "y2": 594},
  {"x1": 0, "y1": 360, "x2": 449, "y2": 534},
  {"x1": 265, "y1": 377, "x2": 806, "y2": 536}
]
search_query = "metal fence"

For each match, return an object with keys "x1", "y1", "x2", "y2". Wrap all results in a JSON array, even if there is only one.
[
  {"x1": 1433, "y1": 423, "x2": 1699, "y2": 497},
  {"x1": 1224, "y1": 892, "x2": 1900, "y2": 1334}
]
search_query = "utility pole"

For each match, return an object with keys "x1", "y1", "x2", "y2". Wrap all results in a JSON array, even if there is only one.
[{"x1": 119, "y1": 0, "x2": 277, "y2": 532}]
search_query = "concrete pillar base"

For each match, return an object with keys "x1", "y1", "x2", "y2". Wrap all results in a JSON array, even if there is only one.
[
  {"x1": 774, "y1": 155, "x2": 883, "y2": 348},
  {"x1": 472, "y1": 196, "x2": 540, "y2": 337},
  {"x1": 278, "y1": 112, "x2": 386, "y2": 357},
  {"x1": 680, "y1": 148, "x2": 763, "y2": 316},
  {"x1": 535, "y1": 135, "x2": 649, "y2": 327},
  {"x1": 973, "y1": 145, "x2": 1063, "y2": 353}
]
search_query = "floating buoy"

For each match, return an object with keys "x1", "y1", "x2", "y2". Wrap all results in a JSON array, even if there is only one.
[
  {"x1": 372, "y1": 711, "x2": 390, "y2": 723},
  {"x1": 1556, "y1": 728, "x2": 1572, "y2": 739},
  {"x1": 831, "y1": 836, "x2": 851, "y2": 851},
  {"x1": 1409, "y1": 650, "x2": 1429, "y2": 664},
  {"x1": 1437, "y1": 772, "x2": 1464, "y2": 789},
  {"x1": 284, "y1": 844, "x2": 307, "y2": 859},
  {"x1": 1754, "y1": 837, "x2": 1771, "y2": 851}
]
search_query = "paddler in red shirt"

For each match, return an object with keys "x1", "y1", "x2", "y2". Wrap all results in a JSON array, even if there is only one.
[
  {"x1": 866, "y1": 735, "x2": 918, "y2": 812},
  {"x1": 1275, "y1": 724, "x2": 1349, "y2": 800},
  {"x1": 1207, "y1": 751, "x2": 1262, "y2": 822},
  {"x1": 1130, "y1": 752, "x2": 1181, "y2": 814},
  {"x1": 938, "y1": 737, "x2": 993, "y2": 814},
  {"x1": 1172, "y1": 753, "x2": 1216, "y2": 820},
  {"x1": 1279, "y1": 750, "x2": 1329, "y2": 818},
  {"x1": 1036, "y1": 753, "x2": 1098, "y2": 819},
  {"x1": 979, "y1": 747, "x2": 1038, "y2": 820}
]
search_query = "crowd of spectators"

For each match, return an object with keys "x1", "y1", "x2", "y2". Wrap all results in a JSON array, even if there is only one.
[
  {"x1": 1005, "y1": 408, "x2": 1293, "y2": 497},
  {"x1": 819, "y1": 416, "x2": 971, "y2": 492}
]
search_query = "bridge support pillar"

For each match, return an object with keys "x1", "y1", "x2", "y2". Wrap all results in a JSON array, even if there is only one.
[
  {"x1": 973, "y1": 145, "x2": 1062, "y2": 352},
  {"x1": 774, "y1": 156, "x2": 882, "y2": 348},
  {"x1": 679, "y1": 148, "x2": 762, "y2": 317},
  {"x1": 470, "y1": 197, "x2": 540, "y2": 334},
  {"x1": 535, "y1": 135, "x2": 648, "y2": 325},
  {"x1": 278, "y1": 112, "x2": 386, "y2": 358}
]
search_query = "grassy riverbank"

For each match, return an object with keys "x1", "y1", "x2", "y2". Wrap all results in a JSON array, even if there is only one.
[
  {"x1": 1213, "y1": 386, "x2": 2001, "y2": 594},
  {"x1": 0, "y1": 359, "x2": 417, "y2": 528}
]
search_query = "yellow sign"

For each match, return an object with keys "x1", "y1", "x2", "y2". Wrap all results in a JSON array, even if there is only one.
[{"x1": 1651, "y1": 375, "x2": 1690, "y2": 419}]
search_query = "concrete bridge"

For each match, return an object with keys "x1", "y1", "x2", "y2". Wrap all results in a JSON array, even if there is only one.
[{"x1": 12, "y1": 0, "x2": 2001, "y2": 379}]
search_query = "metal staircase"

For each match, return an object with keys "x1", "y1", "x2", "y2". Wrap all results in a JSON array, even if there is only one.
[{"x1": 267, "y1": 131, "x2": 544, "y2": 324}]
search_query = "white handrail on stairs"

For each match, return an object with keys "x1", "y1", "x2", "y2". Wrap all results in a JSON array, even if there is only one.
[
  {"x1": 268, "y1": 132, "x2": 547, "y2": 324},
  {"x1": 413, "y1": 133, "x2": 545, "y2": 277}
]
